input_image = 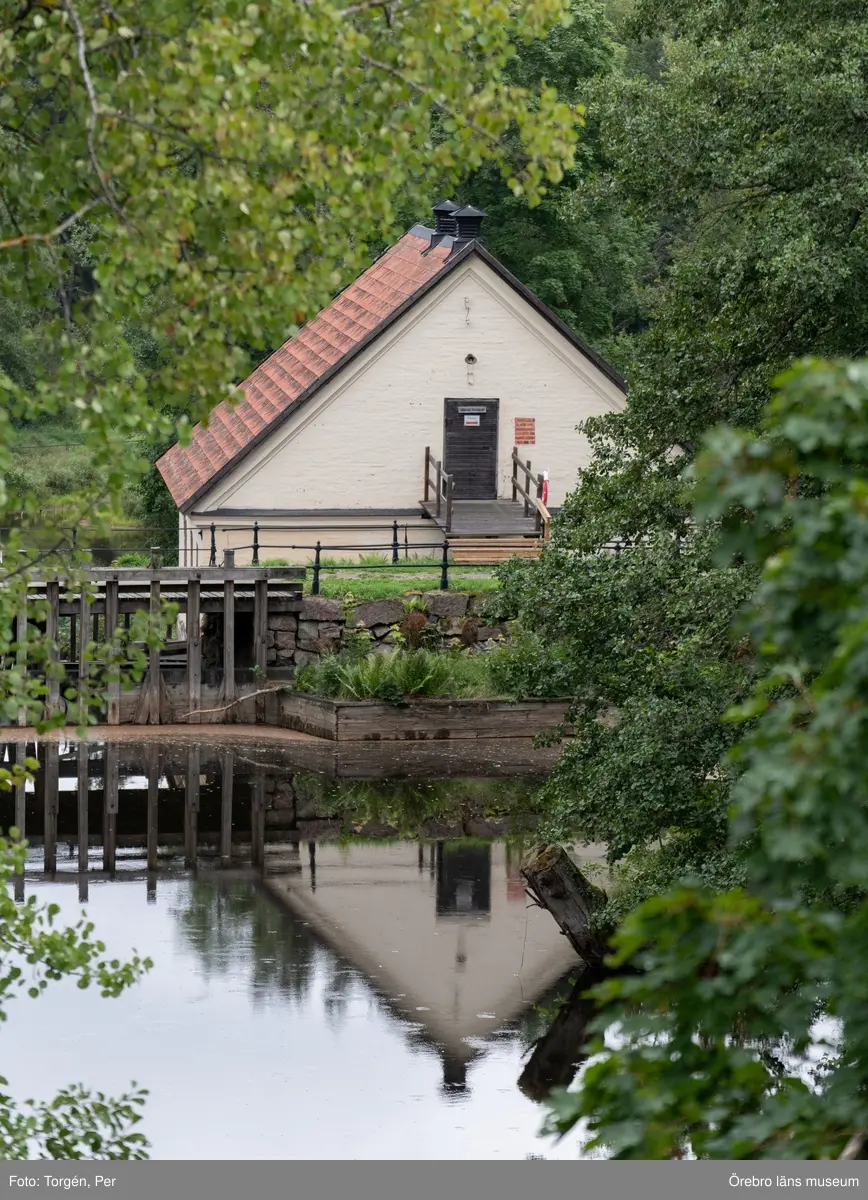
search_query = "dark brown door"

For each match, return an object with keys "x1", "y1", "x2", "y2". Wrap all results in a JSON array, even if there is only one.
[{"x1": 443, "y1": 399, "x2": 499, "y2": 500}]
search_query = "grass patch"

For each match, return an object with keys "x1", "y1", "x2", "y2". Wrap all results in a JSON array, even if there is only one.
[{"x1": 306, "y1": 572, "x2": 499, "y2": 600}]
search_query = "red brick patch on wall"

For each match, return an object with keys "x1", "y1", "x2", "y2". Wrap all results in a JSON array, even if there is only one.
[{"x1": 514, "y1": 417, "x2": 536, "y2": 445}]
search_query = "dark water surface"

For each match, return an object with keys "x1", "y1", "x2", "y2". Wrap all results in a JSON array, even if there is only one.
[{"x1": 3, "y1": 736, "x2": 591, "y2": 1159}]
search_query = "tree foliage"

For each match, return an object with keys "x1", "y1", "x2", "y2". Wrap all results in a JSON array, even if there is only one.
[
  {"x1": 548, "y1": 359, "x2": 868, "y2": 1159},
  {"x1": 0, "y1": 827, "x2": 151, "y2": 1158},
  {"x1": 0, "y1": 0, "x2": 579, "y2": 723}
]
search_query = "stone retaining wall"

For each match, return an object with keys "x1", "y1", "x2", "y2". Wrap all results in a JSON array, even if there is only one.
[{"x1": 266, "y1": 592, "x2": 507, "y2": 672}]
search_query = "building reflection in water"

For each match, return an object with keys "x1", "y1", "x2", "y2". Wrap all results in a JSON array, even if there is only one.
[{"x1": 0, "y1": 738, "x2": 579, "y2": 1100}]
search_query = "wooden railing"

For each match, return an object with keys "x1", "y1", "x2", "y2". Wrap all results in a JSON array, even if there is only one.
[
  {"x1": 423, "y1": 445, "x2": 455, "y2": 533},
  {"x1": 510, "y1": 447, "x2": 550, "y2": 538}
]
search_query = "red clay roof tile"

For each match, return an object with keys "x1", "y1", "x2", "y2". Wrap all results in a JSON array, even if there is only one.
[{"x1": 157, "y1": 229, "x2": 450, "y2": 509}]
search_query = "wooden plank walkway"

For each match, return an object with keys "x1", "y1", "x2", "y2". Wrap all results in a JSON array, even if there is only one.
[{"x1": 420, "y1": 499, "x2": 541, "y2": 537}]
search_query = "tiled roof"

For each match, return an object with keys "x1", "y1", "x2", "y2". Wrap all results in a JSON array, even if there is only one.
[{"x1": 157, "y1": 228, "x2": 453, "y2": 510}]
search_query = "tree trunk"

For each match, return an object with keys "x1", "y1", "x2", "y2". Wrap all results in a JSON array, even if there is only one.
[
  {"x1": 519, "y1": 965, "x2": 608, "y2": 1101},
  {"x1": 521, "y1": 844, "x2": 611, "y2": 967}
]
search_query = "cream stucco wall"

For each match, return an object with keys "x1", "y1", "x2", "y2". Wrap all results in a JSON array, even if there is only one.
[{"x1": 193, "y1": 253, "x2": 625, "y2": 522}]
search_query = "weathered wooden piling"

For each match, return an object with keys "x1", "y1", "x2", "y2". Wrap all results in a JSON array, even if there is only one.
[
  {"x1": 77, "y1": 741, "x2": 89, "y2": 874},
  {"x1": 103, "y1": 742, "x2": 118, "y2": 873},
  {"x1": 146, "y1": 744, "x2": 159, "y2": 871},
  {"x1": 220, "y1": 748, "x2": 234, "y2": 867},
  {"x1": 43, "y1": 743, "x2": 59, "y2": 874},
  {"x1": 251, "y1": 773, "x2": 265, "y2": 868},
  {"x1": 185, "y1": 745, "x2": 200, "y2": 867},
  {"x1": 16, "y1": 563, "x2": 303, "y2": 727}
]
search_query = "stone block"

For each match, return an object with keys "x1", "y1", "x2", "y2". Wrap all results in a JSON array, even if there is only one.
[
  {"x1": 298, "y1": 620, "x2": 342, "y2": 651},
  {"x1": 266, "y1": 648, "x2": 277, "y2": 665},
  {"x1": 441, "y1": 617, "x2": 464, "y2": 637},
  {"x1": 423, "y1": 591, "x2": 469, "y2": 618},
  {"x1": 300, "y1": 596, "x2": 343, "y2": 621},
  {"x1": 475, "y1": 625, "x2": 502, "y2": 642},
  {"x1": 269, "y1": 614, "x2": 298, "y2": 632},
  {"x1": 265, "y1": 629, "x2": 275, "y2": 648},
  {"x1": 275, "y1": 630, "x2": 297, "y2": 652},
  {"x1": 369, "y1": 623, "x2": 392, "y2": 640},
  {"x1": 353, "y1": 598, "x2": 405, "y2": 628},
  {"x1": 294, "y1": 650, "x2": 321, "y2": 669}
]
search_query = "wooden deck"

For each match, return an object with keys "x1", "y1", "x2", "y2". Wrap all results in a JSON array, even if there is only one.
[{"x1": 419, "y1": 498, "x2": 542, "y2": 538}]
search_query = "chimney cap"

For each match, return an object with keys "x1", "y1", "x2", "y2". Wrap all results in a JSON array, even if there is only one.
[
  {"x1": 432, "y1": 199, "x2": 460, "y2": 214},
  {"x1": 453, "y1": 205, "x2": 486, "y2": 219}
]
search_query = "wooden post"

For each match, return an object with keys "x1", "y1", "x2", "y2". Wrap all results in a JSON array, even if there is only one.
[
  {"x1": 12, "y1": 744, "x2": 26, "y2": 896},
  {"x1": 146, "y1": 744, "x2": 159, "y2": 872},
  {"x1": 186, "y1": 578, "x2": 201, "y2": 723},
  {"x1": 147, "y1": 577, "x2": 161, "y2": 725},
  {"x1": 16, "y1": 603, "x2": 27, "y2": 727},
  {"x1": 524, "y1": 460, "x2": 532, "y2": 517},
  {"x1": 435, "y1": 460, "x2": 442, "y2": 517},
  {"x1": 445, "y1": 474, "x2": 454, "y2": 534},
  {"x1": 222, "y1": 576, "x2": 236, "y2": 719},
  {"x1": 251, "y1": 773, "x2": 265, "y2": 868},
  {"x1": 521, "y1": 845, "x2": 611, "y2": 967},
  {"x1": 45, "y1": 580, "x2": 60, "y2": 718},
  {"x1": 511, "y1": 447, "x2": 518, "y2": 502},
  {"x1": 220, "y1": 749, "x2": 234, "y2": 867},
  {"x1": 43, "y1": 743, "x2": 59, "y2": 875},
  {"x1": 77, "y1": 740, "x2": 89, "y2": 875},
  {"x1": 77, "y1": 586, "x2": 91, "y2": 726},
  {"x1": 254, "y1": 578, "x2": 268, "y2": 723},
  {"x1": 535, "y1": 473, "x2": 544, "y2": 533},
  {"x1": 184, "y1": 746, "x2": 200, "y2": 868},
  {"x1": 105, "y1": 578, "x2": 120, "y2": 725},
  {"x1": 103, "y1": 743, "x2": 118, "y2": 873},
  {"x1": 423, "y1": 446, "x2": 430, "y2": 502}
]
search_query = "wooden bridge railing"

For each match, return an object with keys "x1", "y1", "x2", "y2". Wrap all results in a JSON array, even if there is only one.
[
  {"x1": 3, "y1": 556, "x2": 304, "y2": 728},
  {"x1": 423, "y1": 445, "x2": 455, "y2": 533},
  {"x1": 510, "y1": 447, "x2": 551, "y2": 539}
]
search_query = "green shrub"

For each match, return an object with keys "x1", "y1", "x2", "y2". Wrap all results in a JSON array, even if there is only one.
[
  {"x1": 111, "y1": 551, "x2": 150, "y2": 566},
  {"x1": 294, "y1": 647, "x2": 493, "y2": 703}
]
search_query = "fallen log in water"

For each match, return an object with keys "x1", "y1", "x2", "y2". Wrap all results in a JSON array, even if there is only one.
[
  {"x1": 518, "y1": 964, "x2": 608, "y2": 1101},
  {"x1": 521, "y1": 844, "x2": 612, "y2": 968}
]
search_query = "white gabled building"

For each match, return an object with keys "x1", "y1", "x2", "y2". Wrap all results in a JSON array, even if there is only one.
[{"x1": 158, "y1": 202, "x2": 626, "y2": 565}]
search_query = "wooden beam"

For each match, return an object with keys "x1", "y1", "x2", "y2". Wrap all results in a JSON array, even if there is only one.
[
  {"x1": 254, "y1": 578, "x2": 268, "y2": 723},
  {"x1": 45, "y1": 580, "x2": 61, "y2": 718},
  {"x1": 59, "y1": 566, "x2": 304, "y2": 582},
  {"x1": 105, "y1": 579, "x2": 120, "y2": 725},
  {"x1": 146, "y1": 744, "x2": 159, "y2": 872},
  {"x1": 186, "y1": 579, "x2": 201, "y2": 724},
  {"x1": 16, "y1": 603, "x2": 27, "y2": 727},
  {"x1": 148, "y1": 577, "x2": 161, "y2": 725},
  {"x1": 13, "y1": 743, "x2": 26, "y2": 850},
  {"x1": 220, "y1": 749, "x2": 233, "y2": 867},
  {"x1": 43, "y1": 743, "x2": 59, "y2": 875},
  {"x1": 77, "y1": 587, "x2": 91, "y2": 726},
  {"x1": 184, "y1": 746, "x2": 200, "y2": 868},
  {"x1": 222, "y1": 578, "x2": 236, "y2": 718},
  {"x1": 251, "y1": 773, "x2": 265, "y2": 868},
  {"x1": 77, "y1": 740, "x2": 89, "y2": 875},
  {"x1": 103, "y1": 743, "x2": 119, "y2": 873}
]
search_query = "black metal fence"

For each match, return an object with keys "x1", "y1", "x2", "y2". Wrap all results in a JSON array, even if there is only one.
[{"x1": 220, "y1": 522, "x2": 457, "y2": 594}]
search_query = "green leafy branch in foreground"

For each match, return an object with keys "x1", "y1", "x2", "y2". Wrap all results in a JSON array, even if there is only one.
[
  {"x1": 545, "y1": 359, "x2": 868, "y2": 1159},
  {"x1": 0, "y1": 833, "x2": 152, "y2": 1157}
]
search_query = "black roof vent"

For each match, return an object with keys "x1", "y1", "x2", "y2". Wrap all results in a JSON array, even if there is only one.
[
  {"x1": 432, "y1": 199, "x2": 459, "y2": 235},
  {"x1": 453, "y1": 205, "x2": 486, "y2": 246}
]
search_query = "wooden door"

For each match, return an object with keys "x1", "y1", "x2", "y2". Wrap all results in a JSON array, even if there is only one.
[{"x1": 443, "y1": 399, "x2": 499, "y2": 500}]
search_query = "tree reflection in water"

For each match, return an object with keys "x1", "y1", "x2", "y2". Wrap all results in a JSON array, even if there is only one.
[{"x1": 169, "y1": 878, "x2": 358, "y2": 1022}]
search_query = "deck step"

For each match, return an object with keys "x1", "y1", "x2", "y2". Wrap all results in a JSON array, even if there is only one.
[{"x1": 449, "y1": 538, "x2": 543, "y2": 564}]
